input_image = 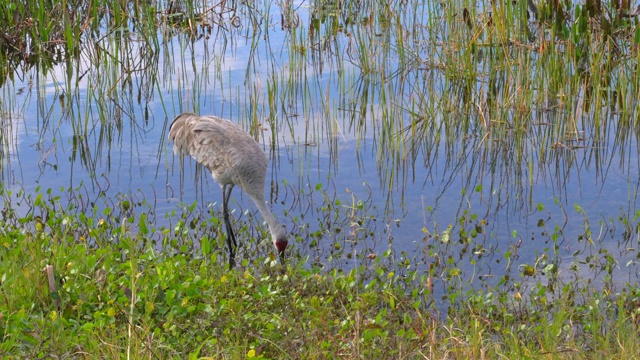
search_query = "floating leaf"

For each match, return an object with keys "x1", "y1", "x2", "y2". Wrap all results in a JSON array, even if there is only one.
[
  {"x1": 523, "y1": 265, "x2": 535, "y2": 276},
  {"x1": 441, "y1": 227, "x2": 451, "y2": 243}
]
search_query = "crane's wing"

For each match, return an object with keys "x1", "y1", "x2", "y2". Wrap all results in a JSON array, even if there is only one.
[
  {"x1": 169, "y1": 113, "x2": 233, "y2": 169},
  {"x1": 169, "y1": 112, "x2": 270, "y2": 194}
]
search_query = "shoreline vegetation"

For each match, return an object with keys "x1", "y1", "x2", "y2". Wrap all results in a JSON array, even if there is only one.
[
  {"x1": 1, "y1": 0, "x2": 640, "y2": 358},
  {"x1": 1, "y1": 183, "x2": 639, "y2": 358}
]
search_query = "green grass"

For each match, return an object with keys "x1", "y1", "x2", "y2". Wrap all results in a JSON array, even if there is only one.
[
  {"x1": 2, "y1": 1, "x2": 640, "y2": 357},
  {"x1": 1, "y1": 186, "x2": 639, "y2": 358}
]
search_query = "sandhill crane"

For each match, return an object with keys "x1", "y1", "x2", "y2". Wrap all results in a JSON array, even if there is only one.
[{"x1": 169, "y1": 112, "x2": 288, "y2": 268}]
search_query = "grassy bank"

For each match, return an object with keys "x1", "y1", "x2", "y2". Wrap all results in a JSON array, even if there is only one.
[{"x1": 0, "y1": 186, "x2": 639, "y2": 359}]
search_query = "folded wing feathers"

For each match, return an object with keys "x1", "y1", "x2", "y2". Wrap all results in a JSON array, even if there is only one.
[{"x1": 168, "y1": 113, "x2": 268, "y2": 191}]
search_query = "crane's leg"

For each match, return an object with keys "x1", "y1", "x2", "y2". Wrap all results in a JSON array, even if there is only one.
[{"x1": 222, "y1": 184, "x2": 238, "y2": 269}]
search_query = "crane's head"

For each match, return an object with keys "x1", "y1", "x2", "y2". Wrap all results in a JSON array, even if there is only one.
[{"x1": 272, "y1": 226, "x2": 288, "y2": 260}]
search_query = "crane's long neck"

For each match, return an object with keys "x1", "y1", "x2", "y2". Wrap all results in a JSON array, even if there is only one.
[
  {"x1": 251, "y1": 192, "x2": 288, "y2": 256},
  {"x1": 253, "y1": 198, "x2": 282, "y2": 236}
]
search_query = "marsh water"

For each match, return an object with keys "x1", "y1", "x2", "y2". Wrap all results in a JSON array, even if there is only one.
[{"x1": 1, "y1": 0, "x2": 640, "y2": 297}]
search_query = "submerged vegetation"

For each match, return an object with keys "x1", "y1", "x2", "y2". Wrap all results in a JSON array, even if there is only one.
[{"x1": 1, "y1": 0, "x2": 640, "y2": 358}]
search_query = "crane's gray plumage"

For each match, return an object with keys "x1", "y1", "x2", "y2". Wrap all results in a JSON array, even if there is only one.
[{"x1": 169, "y1": 112, "x2": 287, "y2": 268}]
